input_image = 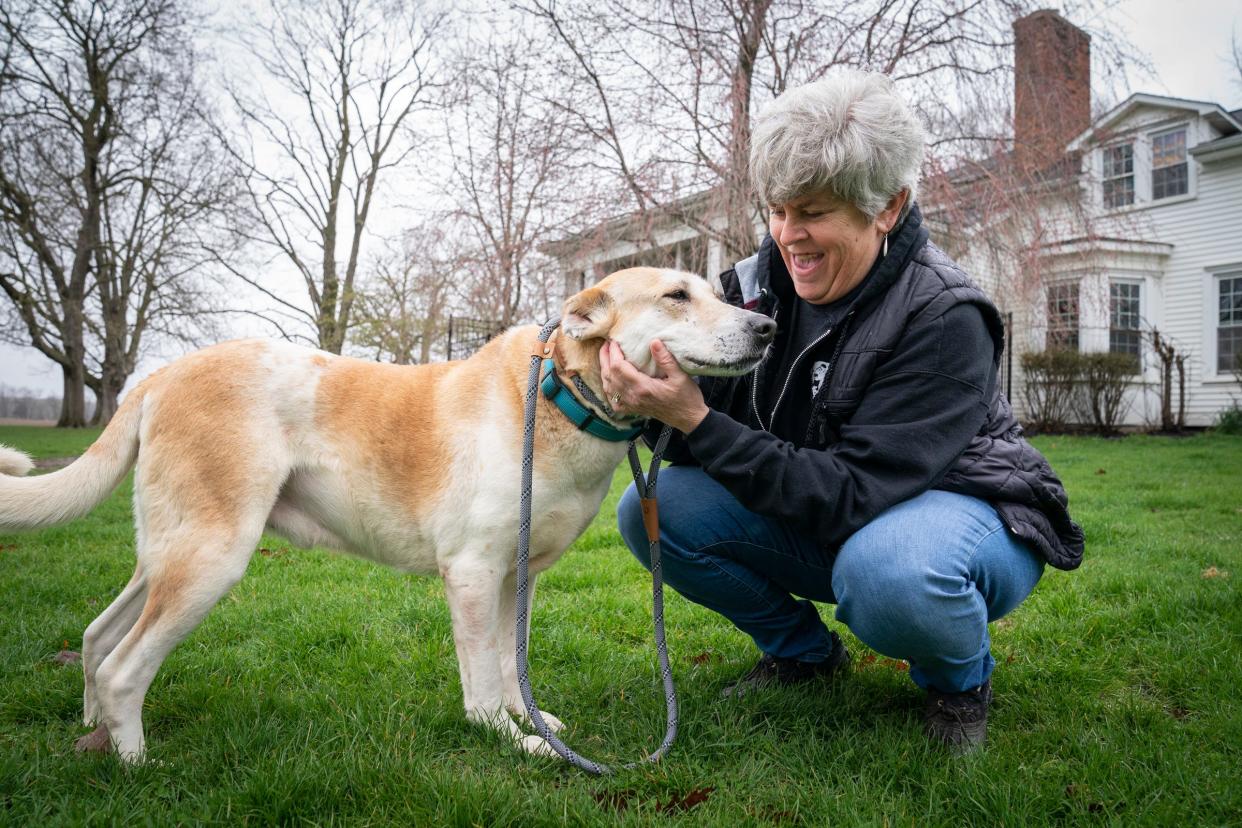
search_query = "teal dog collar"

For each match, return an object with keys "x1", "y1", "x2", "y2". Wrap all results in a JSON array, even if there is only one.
[{"x1": 540, "y1": 359, "x2": 643, "y2": 442}]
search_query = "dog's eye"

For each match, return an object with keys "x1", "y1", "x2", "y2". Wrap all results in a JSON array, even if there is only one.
[{"x1": 664, "y1": 289, "x2": 689, "y2": 302}]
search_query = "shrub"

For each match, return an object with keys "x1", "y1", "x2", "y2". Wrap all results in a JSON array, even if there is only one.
[
  {"x1": 1080, "y1": 352, "x2": 1134, "y2": 435},
  {"x1": 1021, "y1": 349, "x2": 1082, "y2": 433},
  {"x1": 1217, "y1": 353, "x2": 1242, "y2": 434},
  {"x1": 1216, "y1": 406, "x2": 1242, "y2": 435}
]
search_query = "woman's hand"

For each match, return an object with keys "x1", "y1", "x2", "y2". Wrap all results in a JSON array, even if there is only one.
[{"x1": 599, "y1": 339, "x2": 710, "y2": 434}]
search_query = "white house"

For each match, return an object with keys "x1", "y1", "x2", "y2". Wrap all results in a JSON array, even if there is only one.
[{"x1": 1031, "y1": 93, "x2": 1242, "y2": 426}]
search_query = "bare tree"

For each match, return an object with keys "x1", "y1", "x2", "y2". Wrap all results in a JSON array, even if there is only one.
[
  {"x1": 351, "y1": 223, "x2": 456, "y2": 364},
  {"x1": 0, "y1": 0, "x2": 222, "y2": 426},
  {"x1": 1150, "y1": 328, "x2": 1188, "y2": 432},
  {"x1": 87, "y1": 54, "x2": 236, "y2": 422},
  {"x1": 521, "y1": 0, "x2": 1120, "y2": 265},
  {"x1": 522, "y1": 0, "x2": 785, "y2": 262},
  {"x1": 444, "y1": 25, "x2": 587, "y2": 327},
  {"x1": 1, "y1": 0, "x2": 141, "y2": 425},
  {"x1": 221, "y1": 0, "x2": 443, "y2": 354}
]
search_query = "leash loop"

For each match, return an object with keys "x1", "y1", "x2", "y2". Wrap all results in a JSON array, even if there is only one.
[{"x1": 514, "y1": 319, "x2": 678, "y2": 774}]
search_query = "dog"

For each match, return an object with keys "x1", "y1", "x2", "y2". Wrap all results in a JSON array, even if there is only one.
[{"x1": 0, "y1": 266, "x2": 776, "y2": 762}]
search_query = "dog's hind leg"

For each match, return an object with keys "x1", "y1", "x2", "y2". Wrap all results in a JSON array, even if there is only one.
[
  {"x1": 442, "y1": 555, "x2": 555, "y2": 756},
  {"x1": 498, "y1": 571, "x2": 564, "y2": 734},
  {"x1": 91, "y1": 522, "x2": 264, "y2": 763},
  {"x1": 79, "y1": 564, "x2": 148, "y2": 735}
]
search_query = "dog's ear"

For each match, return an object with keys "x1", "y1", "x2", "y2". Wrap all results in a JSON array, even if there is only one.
[
  {"x1": 705, "y1": 270, "x2": 725, "y2": 299},
  {"x1": 561, "y1": 286, "x2": 614, "y2": 341}
]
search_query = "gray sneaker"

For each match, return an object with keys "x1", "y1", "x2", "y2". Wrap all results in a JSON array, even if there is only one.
[
  {"x1": 720, "y1": 632, "x2": 851, "y2": 699},
  {"x1": 924, "y1": 679, "x2": 992, "y2": 752}
]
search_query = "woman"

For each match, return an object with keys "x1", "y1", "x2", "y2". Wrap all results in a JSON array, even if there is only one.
[{"x1": 601, "y1": 70, "x2": 1083, "y2": 751}]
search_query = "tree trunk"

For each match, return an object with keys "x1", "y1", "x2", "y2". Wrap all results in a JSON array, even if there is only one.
[
  {"x1": 57, "y1": 361, "x2": 89, "y2": 428},
  {"x1": 1160, "y1": 361, "x2": 1170, "y2": 430},
  {"x1": 1152, "y1": 329, "x2": 1175, "y2": 431},
  {"x1": 318, "y1": 280, "x2": 340, "y2": 353},
  {"x1": 91, "y1": 373, "x2": 121, "y2": 426},
  {"x1": 723, "y1": 0, "x2": 770, "y2": 263},
  {"x1": 420, "y1": 314, "x2": 436, "y2": 364},
  {"x1": 54, "y1": 294, "x2": 91, "y2": 427},
  {"x1": 92, "y1": 392, "x2": 118, "y2": 426},
  {"x1": 1176, "y1": 356, "x2": 1186, "y2": 430}
]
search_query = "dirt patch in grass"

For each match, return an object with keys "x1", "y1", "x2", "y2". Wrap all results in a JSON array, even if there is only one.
[{"x1": 33, "y1": 455, "x2": 78, "y2": 471}]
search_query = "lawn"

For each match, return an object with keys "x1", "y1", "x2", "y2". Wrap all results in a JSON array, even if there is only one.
[{"x1": 1, "y1": 425, "x2": 1239, "y2": 826}]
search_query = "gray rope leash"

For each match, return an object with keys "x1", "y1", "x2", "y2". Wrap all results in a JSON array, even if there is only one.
[{"x1": 515, "y1": 319, "x2": 678, "y2": 774}]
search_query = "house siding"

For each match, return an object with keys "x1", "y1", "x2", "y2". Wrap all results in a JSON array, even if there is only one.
[{"x1": 1142, "y1": 152, "x2": 1242, "y2": 424}]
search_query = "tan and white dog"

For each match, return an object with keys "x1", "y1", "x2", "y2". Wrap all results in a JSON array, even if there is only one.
[{"x1": 0, "y1": 267, "x2": 775, "y2": 763}]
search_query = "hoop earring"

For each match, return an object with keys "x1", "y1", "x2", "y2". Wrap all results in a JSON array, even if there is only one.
[{"x1": 882, "y1": 233, "x2": 889, "y2": 258}]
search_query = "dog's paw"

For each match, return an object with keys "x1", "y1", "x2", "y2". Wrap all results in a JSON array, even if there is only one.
[
  {"x1": 74, "y1": 724, "x2": 112, "y2": 754},
  {"x1": 517, "y1": 734, "x2": 559, "y2": 758},
  {"x1": 507, "y1": 702, "x2": 566, "y2": 733}
]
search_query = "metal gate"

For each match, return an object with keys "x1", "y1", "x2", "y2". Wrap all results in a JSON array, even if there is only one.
[{"x1": 446, "y1": 316, "x2": 506, "y2": 361}]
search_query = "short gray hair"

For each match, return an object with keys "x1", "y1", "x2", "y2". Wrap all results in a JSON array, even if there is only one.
[{"x1": 749, "y1": 70, "x2": 926, "y2": 220}]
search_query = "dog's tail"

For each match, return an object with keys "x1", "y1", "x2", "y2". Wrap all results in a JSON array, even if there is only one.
[{"x1": 0, "y1": 389, "x2": 145, "y2": 530}]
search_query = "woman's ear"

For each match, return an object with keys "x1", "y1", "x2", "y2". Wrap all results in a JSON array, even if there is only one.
[
  {"x1": 877, "y1": 188, "x2": 910, "y2": 234},
  {"x1": 561, "y1": 286, "x2": 614, "y2": 340}
]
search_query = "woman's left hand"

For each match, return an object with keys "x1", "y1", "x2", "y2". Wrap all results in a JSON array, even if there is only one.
[{"x1": 599, "y1": 339, "x2": 710, "y2": 434}]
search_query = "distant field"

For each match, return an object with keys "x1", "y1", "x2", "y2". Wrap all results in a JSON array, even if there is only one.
[{"x1": 1, "y1": 425, "x2": 1239, "y2": 826}]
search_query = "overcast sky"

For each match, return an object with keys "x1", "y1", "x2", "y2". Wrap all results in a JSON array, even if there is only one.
[
  {"x1": 3, "y1": 0, "x2": 1241, "y2": 397},
  {"x1": 1094, "y1": 0, "x2": 1240, "y2": 108}
]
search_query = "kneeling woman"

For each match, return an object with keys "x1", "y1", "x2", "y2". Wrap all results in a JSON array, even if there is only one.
[{"x1": 601, "y1": 70, "x2": 1083, "y2": 751}]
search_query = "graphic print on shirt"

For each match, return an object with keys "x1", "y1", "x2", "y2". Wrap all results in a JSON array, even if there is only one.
[{"x1": 811, "y1": 360, "x2": 830, "y2": 397}]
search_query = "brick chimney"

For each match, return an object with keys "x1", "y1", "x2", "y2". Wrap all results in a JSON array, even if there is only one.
[{"x1": 1013, "y1": 9, "x2": 1091, "y2": 171}]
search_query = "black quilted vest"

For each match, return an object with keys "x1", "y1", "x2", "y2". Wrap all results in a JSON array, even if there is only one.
[{"x1": 718, "y1": 205, "x2": 1085, "y2": 570}]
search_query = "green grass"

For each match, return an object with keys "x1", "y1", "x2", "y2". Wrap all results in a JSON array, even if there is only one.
[{"x1": 1, "y1": 425, "x2": 1240, "y2": 826}]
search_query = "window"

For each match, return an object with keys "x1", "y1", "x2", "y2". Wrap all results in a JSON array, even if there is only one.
[
  {"x1": 1102, "y1": 143, "x2": 1134, "y2": 208},
  {"x1": 1046, "y1": 281, "x2": 1080, "y2": 351},
  {"x1": 1219, "y1": 275, "x2": 1242, "y2": 374},
  {"x1": 1151, "y1": 127, "x2": 1188, "y2": 200},
  {"x1": 1109, "y1": 281, "x2": 1142, "y2": 371}
]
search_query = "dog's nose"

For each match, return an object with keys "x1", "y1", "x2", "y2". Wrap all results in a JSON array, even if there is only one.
[{"x1": 749, "y1": 315, "x2": 777, "y2": 343}]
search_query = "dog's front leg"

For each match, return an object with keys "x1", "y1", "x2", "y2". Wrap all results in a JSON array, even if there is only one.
[
  {"x1": 499, "y1": 571, "x2": 565, "y2": 734},
  {"x1": 442, "y1": 556, "x2": 556, "y2": 757}
]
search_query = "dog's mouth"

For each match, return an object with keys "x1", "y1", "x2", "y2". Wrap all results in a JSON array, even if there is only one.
[{"x1": 677, "y1": 347, "x2": 767, "y2": 377}]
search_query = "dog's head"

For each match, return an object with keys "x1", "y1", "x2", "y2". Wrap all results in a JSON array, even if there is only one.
[{"x1": 560, "y1": 267, "x2": 776, "y2": 376}]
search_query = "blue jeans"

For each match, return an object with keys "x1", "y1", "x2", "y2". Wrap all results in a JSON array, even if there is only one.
[{"x1": 618, "y1": 466, "x2": 1045, "y2": 693}]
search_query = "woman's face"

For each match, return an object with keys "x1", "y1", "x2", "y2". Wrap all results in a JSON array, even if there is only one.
[{"x1": 768, "y1": 191, "x2": 884, "y2": 305}]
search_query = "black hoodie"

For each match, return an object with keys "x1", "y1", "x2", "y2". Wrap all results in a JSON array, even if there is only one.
[{"x1": 649, "y1": 204, "x2": 1085, "y2": 571}]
